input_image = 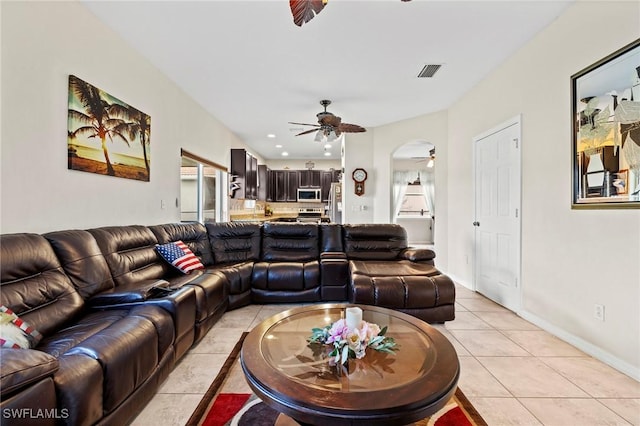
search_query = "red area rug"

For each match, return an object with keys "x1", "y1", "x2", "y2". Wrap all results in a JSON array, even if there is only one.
[{"x1": 187, "y1": 333, "x2": 487, "y2": 426}]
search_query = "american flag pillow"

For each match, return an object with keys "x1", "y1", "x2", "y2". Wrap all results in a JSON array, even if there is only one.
[{"x1": 155, "y1": 240, "x2": 204, "y2": 274}]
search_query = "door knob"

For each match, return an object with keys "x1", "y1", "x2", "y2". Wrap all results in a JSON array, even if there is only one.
[{"x1": 472, "y1": 221, "x2": 480, "y2": 227}]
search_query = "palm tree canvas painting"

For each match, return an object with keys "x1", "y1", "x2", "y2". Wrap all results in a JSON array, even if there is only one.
[{"x1": 68, "y1": 75, "x2": 150, "y2": 182}]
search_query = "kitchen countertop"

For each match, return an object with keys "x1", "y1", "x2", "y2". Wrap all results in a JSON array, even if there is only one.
[
  {"x1": 230, "y1": 214, "x2": 297, "y2": 222},
  {"x1": 230, "y1": 214, "x2": 331, "y2": 223}
]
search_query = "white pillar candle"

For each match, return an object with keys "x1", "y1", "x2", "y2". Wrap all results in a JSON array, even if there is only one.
[{"x1": 345, "y1": 307, "x2": 362, "y2": 330}]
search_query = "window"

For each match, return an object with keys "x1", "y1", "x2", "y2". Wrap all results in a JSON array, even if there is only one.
[{"x1": 180, "y1": 149, "x2": 228, "y2": 223}]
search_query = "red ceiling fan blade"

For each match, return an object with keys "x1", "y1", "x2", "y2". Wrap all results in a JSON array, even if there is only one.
[{"x1": 290, "y1": 0, "x2": 326, "y2": 27}]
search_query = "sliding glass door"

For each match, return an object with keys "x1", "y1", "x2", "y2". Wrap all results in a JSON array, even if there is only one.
[{"x1": 180, "y1": 150, "x2": 228, "y2": 223}]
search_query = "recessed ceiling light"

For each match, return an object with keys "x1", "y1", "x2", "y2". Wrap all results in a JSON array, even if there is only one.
[
  {"x1": 267, "y1": 134, "x2": 276, "y2": 138},
  {"x1": 324, "y1": 144, "x2": 331, "y2": 149},
  {"x1": 324, "y1": 152, "x2": 331, "y2": 156},
  {"x1": 281, "y1": 151, "x2": 289, "y2": 156},
  {"x1": 275, "y1": 144, "x2": 283, "y2": 148}
]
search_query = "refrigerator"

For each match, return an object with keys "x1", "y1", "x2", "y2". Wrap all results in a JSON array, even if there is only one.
[{"x1": 328, "y1": 182, "x2": 342, "y2": 224}]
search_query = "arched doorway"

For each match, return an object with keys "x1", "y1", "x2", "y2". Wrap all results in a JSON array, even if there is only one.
[{"x1": 392, "y1": 140, "x2": 435, "y2": 245}]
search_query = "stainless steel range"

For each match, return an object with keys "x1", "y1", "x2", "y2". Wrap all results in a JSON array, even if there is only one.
[{"x1": 296, "y1": 207, "x2": 323, "y2": 223}]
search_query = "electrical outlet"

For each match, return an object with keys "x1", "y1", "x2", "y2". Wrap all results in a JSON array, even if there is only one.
[
  {"x1": 160, "y1": 199, "x2": 166, "y2": 210},
  {"x1": 594, "y1": 304, "x2": 605, "y2": 321}
]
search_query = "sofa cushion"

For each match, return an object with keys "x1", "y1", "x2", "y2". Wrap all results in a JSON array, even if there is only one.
[
  {"x1": 149, "y1": 222, "x2": 214, "y2": 266},
  {"x1": 252, "y1": 261, "x2": 320, "y2": 291},
  {"x1": 155, "y1": 241, "x2": 205, "y2": 274},
  {"x1": 349, "y1": 260, "x2": 439, "y2": 277},
  {"x1": 320, "y1": 223, "x2": 343, "y2": 252},
  {"x1": 38, "y1": 305, "x2": 174, "y2": 417},
  {"x1": 208, "y1": 262, "x2": 253, "y2": 309},
  {"x1": 0, "y1": 233, "x2": 85, "y2": 338},
  {"x1": 88, "y1": 225, "x2": 168, "y2": 286},
  {"x1": 206, "y1": 222, "x2": 261, "y2": 263},
  {"x1": 0, "y1": 348, "x2": 58, "y2": 397},
  {"x1": 44, "y1": 229, "x2": 116, "y2": 299},
  {"x1": 261, "y1": 222, "x2": 319, "y2": 262},
  {"x1": 342, "y1": 224, "x2": 408, "y2": 260}
]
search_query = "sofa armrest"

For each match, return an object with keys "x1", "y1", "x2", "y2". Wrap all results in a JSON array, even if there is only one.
[
  {"x1": 0, "y1": 348, "x2": 59, "y2": 397},
  {"x1": 320, "y1": 253, "x2": 349, "y2": 301},
  {"x1": 87, "y1": 279, "x2": 172, "y2": 306},
  {"x1": 399, "y1": 248, "x2": 436, "y2": 263},
  {"x1": 320, "y1": 251, "x2": 347, "y2": 260}
]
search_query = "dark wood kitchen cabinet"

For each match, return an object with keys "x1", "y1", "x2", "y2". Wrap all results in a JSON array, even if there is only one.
[
  {"x1": 258, "y1": 165, "x2": 271, "y2": 201},
  {"x1": 298, "y1": 170, "x2": 321, "y2": 187},
  {"x1": 286, "y1": 170, "x2": 299, "y2": 201},
  {"x1": 272, "y1": 170, "x2": 299, "y2": 202},
  {"x1": 230, "y1": 149, "x2": 257, "y2": 199}
]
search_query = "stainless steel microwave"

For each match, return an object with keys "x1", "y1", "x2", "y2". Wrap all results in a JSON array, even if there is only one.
[{"x1": 297, "y1": 187, "x2": 321, "y2": 202}]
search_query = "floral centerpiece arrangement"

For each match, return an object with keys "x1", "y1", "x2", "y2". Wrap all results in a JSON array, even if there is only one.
[{"x1": 308, "y1": 307, "x2": 398, "y2": 366}]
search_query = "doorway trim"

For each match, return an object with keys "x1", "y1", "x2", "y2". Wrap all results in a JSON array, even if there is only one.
[{"x1": 472, "y1": 114, "x2": 522, "y2": 313}]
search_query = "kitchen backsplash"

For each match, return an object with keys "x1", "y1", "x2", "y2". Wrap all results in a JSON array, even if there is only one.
[{"x1": 229, "y1": 199, "x2": 327, "y2": 216}]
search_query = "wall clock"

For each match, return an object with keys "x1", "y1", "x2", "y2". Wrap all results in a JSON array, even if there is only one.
[{"x1": 352, "y1": 168, "x2": 367, "y2": 196}]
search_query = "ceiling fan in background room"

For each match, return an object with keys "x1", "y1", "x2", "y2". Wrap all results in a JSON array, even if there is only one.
[
  {"x1": 411, "y1": 147, "x2": 435, "y2": 168},
  {"x1": 289, "y1": 99, "x2": 366, "y2": 142},
  {"x1": 290, "y1": 0, "x2": 412, "y2": 27}
]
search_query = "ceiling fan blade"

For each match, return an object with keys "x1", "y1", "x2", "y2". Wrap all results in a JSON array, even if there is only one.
[
  {"x1": 338, "y1": 123, "x2": 367, "y2": 133},
  {"x1": 290, "y1": 0, "x2": 326, "y2": 27},
  {"x1": 295, "y1": 128, "x2": 321, "y2": 136},
  {"x1": 289, "y1": 122, "x2": 321, "y2": 127}
]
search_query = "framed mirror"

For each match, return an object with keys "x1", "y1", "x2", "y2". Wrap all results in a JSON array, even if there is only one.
[{"x1": 571, "y1": 39, "x2": 640, "y2": 209}]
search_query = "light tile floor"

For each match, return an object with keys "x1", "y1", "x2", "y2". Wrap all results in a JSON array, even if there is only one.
[{"x1": 132, "y1": 285, "x2": 640, "y2": 425}]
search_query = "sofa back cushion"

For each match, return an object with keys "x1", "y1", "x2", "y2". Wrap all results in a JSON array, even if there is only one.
[
  {"x1": 149, "y1": 222, "x2": 214, "y2": 266},
  {"x1": 88, "y1": 225, "x2": 167, "y2": 287},
  {"x1": 342, "y1": 224, "x2": 408, "y2": 260},
  {"x1": 206, "y1": 222, "x2": 261, "y2": 263},
  {"x1": 0, "y1": 233, "x2": 84, "y2": 337},
  {"x1": 320, "y1": 224, "x2": 343, "y2": 252},
  {"x1": 261, "y1": 223, "x2": 319, "y2": 262},
  {"x1": 44, "y1": 230, "x2": 116, "y2": 299}
]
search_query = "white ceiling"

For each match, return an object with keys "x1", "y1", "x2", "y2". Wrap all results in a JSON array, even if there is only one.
[{"x1": 82, "y1": 0, "x2": 572, "y2": 160}]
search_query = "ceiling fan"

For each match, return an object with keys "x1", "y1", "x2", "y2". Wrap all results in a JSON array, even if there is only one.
[
  {"x1": 290, "y1": 0, "x2": 412, "y2": 27},
  {"x1": 412, "y1": 148, "x2": 436, "y2": 168},
  {"x1": 289, "y1": 100, "x2": 366, "y2": 142}
]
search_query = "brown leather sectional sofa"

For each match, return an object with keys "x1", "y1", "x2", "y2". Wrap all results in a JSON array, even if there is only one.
[{"x1": 0, "y1": 222, "x2": 455, "y2": 425}]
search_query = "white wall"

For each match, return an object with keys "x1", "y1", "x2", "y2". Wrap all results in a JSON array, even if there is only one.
[
  {"x1": 0, "y1": 1, "x2": 246, "y2": 233},
  {"x1": 372, "y1": 111, "x2": 449, "y2": 269},
  {"x1": 342, "y1": 132, "x2": 375, "y2": 224},
  {"x1": 446, "y1": 0, "x2": 640, "y2": 378}
]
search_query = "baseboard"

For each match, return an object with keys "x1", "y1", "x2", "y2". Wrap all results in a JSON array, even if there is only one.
[
  {"x1": 518, "y1": 309, "x2": 640, "y2": 381},
  {"x1": 447, "y1": 274, "x2": 472, "y2": 291},
  {"x1": 446, "y1": 275, "x2": 639, "y2": 381}
]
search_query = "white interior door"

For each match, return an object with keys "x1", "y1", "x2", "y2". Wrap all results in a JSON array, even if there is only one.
[{"x1": 473, "y1": 117, "x2": 521, "y2": 312}]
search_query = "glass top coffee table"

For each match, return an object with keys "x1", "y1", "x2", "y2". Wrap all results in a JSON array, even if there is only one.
[{"x1": 241, "y1": 304, "x2": 459, "y2": 425}]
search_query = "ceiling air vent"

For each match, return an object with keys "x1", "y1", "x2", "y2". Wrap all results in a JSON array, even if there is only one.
[{"x1": 417, "y1": 64, "x2": 442, "y2": 78}]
